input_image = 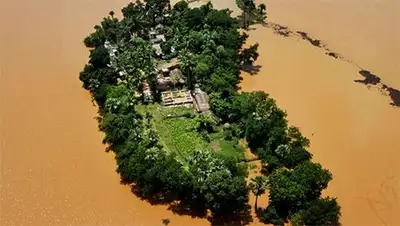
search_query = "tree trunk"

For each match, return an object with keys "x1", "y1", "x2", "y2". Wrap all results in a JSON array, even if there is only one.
[
  {"x1": 255, "y1": 195, "x2": 258, "y2": 210},
  {"x1": 242, "y1": 9, "x2": 249, "y2": 29}
]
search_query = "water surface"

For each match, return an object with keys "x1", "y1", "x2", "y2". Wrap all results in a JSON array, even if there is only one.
[{"x1": 0, "y1": 1, "x2": 208, "y2": 225}]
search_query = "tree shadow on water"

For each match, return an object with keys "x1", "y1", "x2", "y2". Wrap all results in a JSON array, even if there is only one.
[
  {"x1": 168, "y1": 201, "x2": 208, "y2": 219},
  {"x1": 208, "y1": 206, "x2": 253, "y2": 226},
  {"x1": 240, "y1": 64, "x2": 262, "y2": 75},
  {"x1": 128, "y1": 184, "x2": 253, "y2": 224},
  {"x1": 129, "y1": 185, "x2": 209, "y2": 220},
  {"x1": 129, "y1": 185, "x2": 177, "y2": 205}
]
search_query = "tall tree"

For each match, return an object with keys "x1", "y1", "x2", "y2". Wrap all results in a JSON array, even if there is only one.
[
  {"x1": 179, "y1": 51, "x2": 197, "y2": 90},
  {"x1": 249, "y1": 176, "x2": 267, "y2": 210},
  {"x1": 109, "y1": 11, "x2": 115, "y2": 18}
]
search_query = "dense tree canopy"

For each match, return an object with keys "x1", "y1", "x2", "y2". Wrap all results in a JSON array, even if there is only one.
[
  {"x1": 264, "y1": 162, "x2": 335, "y2": 223},
  {"x1": 201, "y1": 170, "x2": 249, "y2": 216},
  {"x1": 290, "y1": 197, "x2": 341, "y2": 226}
]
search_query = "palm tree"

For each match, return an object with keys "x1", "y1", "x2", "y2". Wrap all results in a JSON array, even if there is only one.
[
  {"x1": 249, "y1": 176, "x2": 267, "y2": 210},
  {"x1": 258, "y1": 3, "x2": 266, "y2": 13},
  {"x1": 109, "y1": 11, "x2": 115, "y2": 18},
  {"x1": 179, "y1": 51, "x2": 196, "y2": 91}
]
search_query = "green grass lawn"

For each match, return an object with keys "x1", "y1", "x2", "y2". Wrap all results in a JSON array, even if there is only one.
[
  {"x1": 216, "y1": 139, "x2": 245, "y2": 160},
  {"x1": 137, "y1": 104, "x2": 244, "y2": 161}
]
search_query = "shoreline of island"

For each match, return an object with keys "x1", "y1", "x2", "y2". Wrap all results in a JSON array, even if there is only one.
[{"x1": 79, "y1": 1, "x2": 340, "y2": 225}]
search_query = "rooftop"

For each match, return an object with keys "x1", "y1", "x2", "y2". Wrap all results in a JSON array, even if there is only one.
[
  {"x1": 193, "y1": 87, "x2": 210, "y2": 113},
  {"x1": 157, "y1": 58, "x2": 180, "y2": 72}
]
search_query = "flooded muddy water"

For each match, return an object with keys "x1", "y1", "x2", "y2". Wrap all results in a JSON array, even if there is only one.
[
  {"x1": 1, "y1": 0, "x2": 399, "y2": 225},
  {"x1": 0, "y1": 1, "x2": 209, "y2": 225},
  {"x1": 238, "y1": 0, "x2": 400, "y2": 225}
]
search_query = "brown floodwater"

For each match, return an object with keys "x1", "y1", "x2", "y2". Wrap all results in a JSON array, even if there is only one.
[
  {"x1": 1, "y1": 0, "x2": 399, "y2": 225},
  {"x1": 239, "y1": 0, "x2": 400, "y2": 225},
  {"x1": 0, "y1": 0, "x2": 210, "y2": 225}
]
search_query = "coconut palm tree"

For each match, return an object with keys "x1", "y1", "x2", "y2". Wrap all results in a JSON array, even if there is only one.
[
  {"x1": 249, "y1": 176, "x2": 267, "y2": 210},
  {"x1": 109, "y1": 11, "x2": 115, "y2": 18}
]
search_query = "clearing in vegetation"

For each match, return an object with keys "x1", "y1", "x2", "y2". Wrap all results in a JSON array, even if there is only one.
[{"x1": 137, "y1": 104, "x2": 245, "y2": 161}]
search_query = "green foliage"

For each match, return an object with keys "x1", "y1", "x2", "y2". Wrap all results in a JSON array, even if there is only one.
[
  {"x1": 249, "y1": 176, "x2": 267, "y2": 209},
  {"x1": 236, "y1": 0, "x2": 267, "y2": 29},
  {"x1": 84, "y1": 25, "x2": 106, "y2": 48},
  {"x1": 92, "y1": 83, "x2": 109, "y2": 107},
  {"x1": 79, "y1": 65, "x2": 117, "y2": 91},
  {"x1": 290, "y1": 197, "x2": 341, "y2": 226},
  {"x1": 104, "y1": 84, "x2": 135, "y2": 114},
  {"x1": 186, "y1": 149, "x2": 226, "y2": 181},
  {"x1": 261, "y1": 205, "x2": 284, "y2": 226},
  {"x1": 83, "y1": 14, "x2": 121, "y2": 47},
  {"x1": 196, "y1": 114, "x2": 217, "y2": 134},
  {"x1": 245, "y1": 96, "x2": 288, "y2": 151},
  {"x1": 292, "y1": 161, "x2": 332, "y2": 199},
  {"x1": 266, "y1": 162, "x2": 333, "y2": 221},
  {"x1": 205, "y1": 67, "x2": 238, "y2": 94},
  {"x1": 201, "y1": 170, "x2": 249, "y2": 216},
  {"x1": 89, "y1": 45, "x2": 110, "y2": 69},
  {"x1": 178, "y1": 51, "x2": 197, "y2": 90},
  {"x1": 205, "y1": 9, "x2": 237, "y2": 28},
  {"x1": 187, "y1": 8, "x2": 206, "y2": 28},
  {"x1": 216, "y1": 139, "x2": 244, "y2": 160},
  {"x1": 240, "y1": 43, "x2": 259, "y2": 65},
  {"x1": 250, "y1": 176, "x2": 267, "y2": 197},
  {"x1": 274, "y1": 126, "x2": 312, "y2": 169},
  {"x1": 173, "y1": 0, "x2": 189, "y2": 13},
  {"x1": 99, "y1": 112, "x2": 141, "y2": 146},
  {"x1": 116, "y1": 38, "x2": 155, "y2": 82},
  {"x1": 230, "y1": 91, "x2": 268, "y2": 122},
  {"x1": 151, "y1": 106, "x2": 212, "y2": 157}
]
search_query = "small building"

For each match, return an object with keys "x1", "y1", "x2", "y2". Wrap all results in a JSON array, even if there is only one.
[
  {"x1": 156, "y1": 58, "x2": 180, "y2": 73},
  {"x1": 156, "y1": 68, "x2": 185, "y2": 91},
  {"x1": 150, "y1": 33, "x2": 166, "y2": 44},
  {"x1": 155, "y1": 24, "x2": 164, "y2": 32},
  {"x1": 192, "y1": 85, "x2": 210, "y2": 113},
  {"x1": 156, "y1": 34, "x2": 166, "y2": 42},
  {"x1": 142, "y1": 81, "x2": 152, "y2": 102},
  {"x1": 170, "y1": 68, "x2": 185, "y2": 84},
  {"x1": 162, "y1": 90, "x2": 193, "y2": 107}
]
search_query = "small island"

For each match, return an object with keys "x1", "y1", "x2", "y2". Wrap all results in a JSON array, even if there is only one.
[{"x1": 79, "y1": 0, "x2": 340, "y2": 225}]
